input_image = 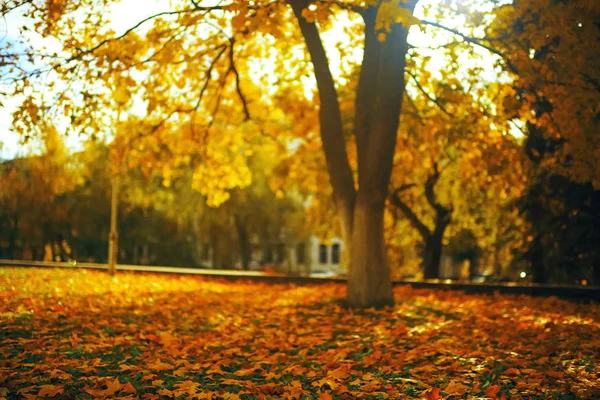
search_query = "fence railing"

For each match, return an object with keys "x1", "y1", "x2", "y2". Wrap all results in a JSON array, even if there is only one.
[{"x1": 1, "y1": 259, "x2": 598, "y2": 302}]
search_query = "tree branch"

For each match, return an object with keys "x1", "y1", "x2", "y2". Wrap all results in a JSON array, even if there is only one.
[
  {"x1": 405, "y1": 69, "x2": 453, "y2": 117},
  {"x1": 421, "y1": 19, "x2": 519, "y2": 75},
  {"x1": 424, "y1": 162, "x2": 452, "y2": 217},
  {"x1": 389, "y1": 189, "x2": 432, "y2": 241},
  {"x1": 328, "y1": 0, "x2": 365, "y2": 16},
  {"x1": 69, "y1": 10, "x2": 198, "y2": 62},
  {"x1": 289, "y1": 0, "x2": 356, "y2": 212},
  {"x1": 228, "y1": 39, "x2": 251, "y2": 120},
  {"x1": 1, "y1": 0, "x2": 33, "y2": 17}
]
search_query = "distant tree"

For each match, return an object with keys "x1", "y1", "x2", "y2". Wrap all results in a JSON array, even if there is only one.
[
  {"x1": 485, "y1": 0, "x2": 600, "y2": 284},
  {"x1": 0, "y1": 129, "x2": 77, "y2": 259}
]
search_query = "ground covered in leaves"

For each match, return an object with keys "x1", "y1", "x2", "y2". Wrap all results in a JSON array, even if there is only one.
[{"x1": 0, "y1": 267, "x2": 599, "y2": 399}]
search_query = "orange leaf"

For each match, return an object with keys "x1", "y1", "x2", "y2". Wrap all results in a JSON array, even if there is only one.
[
  {"x1": 149, "y1": 361, "x2": 174, "y2": 371},
  {"x1": 158, "y1": 331, "x2": 178, "y2": 347},
  {"x1": 157, "y1": 388, "x2": 175, "y2": 398},
  {"x1": 102, "y1": 377, "x2": 122, "y2": 396},
  {"x1": 485, "y1": 384, "x2": 501, "y2": 398},
  {"x1": 503, "y1": 368, "x2": 520, "y2": 376},
  {"x1": 327, "y1": 366, "x2": 350, "y2": 380},
  {"x1": 147, "y1": 333, "x2": 161, "y2": 343},
  {"x1": 445, "y1": 381, "x2": 468, "y2": 396},
  {"x1": 426, "y1": 387, "x2": 442, "y2": 400},
  {"x1": 121, "y1": 382, "x2": 137, "y2": 394},
  {"x1": 318, "y1": 393, "x2": 333, "y2": 400},
  {"x1": 37, "y1": 385, "x2": 64, "y2": 397}
]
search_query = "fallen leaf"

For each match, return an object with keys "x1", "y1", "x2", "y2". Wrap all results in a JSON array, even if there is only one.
[
  {"x1": 485, "y1": 384, "x2": 501, "y2": 398},
  {"x1": 426, "y1": 387, "x2": 442, "y2": 400},
  {"x1": 37, "y1": 385, "x2": 64, "y2": 397},
  {"x1": 121, "y1": 382, "x2": 137, "y2": 394},
  {"x1": 445, "y1": 381, "x2": 468, "y2": 396},
  {"x1": 503, "y1": 368, "x2": 520, "y2": 376}
]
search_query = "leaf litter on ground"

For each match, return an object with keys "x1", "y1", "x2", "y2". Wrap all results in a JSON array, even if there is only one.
[{"x1": 0, "y1": 267, "x2": 598, "y2": 399}]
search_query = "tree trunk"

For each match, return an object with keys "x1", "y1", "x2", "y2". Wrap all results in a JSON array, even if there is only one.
[
  {"x1": 7, "y1": 236, "x2": 15, "y2": 259},
  {"x1": 530, "y1": 236, "x2": 546, "y2": 283},
  {"x1": 234, "y1": 215, "x2": 251, "y2": 270},
  {"x1": 390, "y1": 163, "x2": 451, "y2": 281},
  {"x1": 291, "y1": 0, "x2": 416, "y2": 307},
  {"x1": 210, "y1": 225, "x2": 221, "y2": 269},
  {"x1": 347, "y1": 194, "x2": 394, "y2": 307},
  {"x1": 423, "y1": 233, "x2": 443, "y2": 280},
  {"x1": 8, "y1": 215, "x2": 18, "y2": 259}
]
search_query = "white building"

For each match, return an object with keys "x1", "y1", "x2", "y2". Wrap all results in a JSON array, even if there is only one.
[{"x1": 199, "y1": 235, "x2": 345, "y2": 276}]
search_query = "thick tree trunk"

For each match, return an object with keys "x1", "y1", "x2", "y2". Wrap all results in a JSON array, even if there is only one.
[
  {"x1": 347, "y1": 194, "x2": 394, "y2": 307},
  {"x1": 291, "y1": 0, "x2": 416, "y2": 307}
]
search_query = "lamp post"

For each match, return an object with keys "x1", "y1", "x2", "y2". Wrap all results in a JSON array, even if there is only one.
[
  {"x1": 107, "y1": 172, "x2": 119, "y2": 275},
  {"x1": 107, "y1": 106, "x2": 124, "y2": 276}
]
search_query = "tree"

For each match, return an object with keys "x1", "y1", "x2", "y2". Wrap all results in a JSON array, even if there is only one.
[
  {"x1": 385, "y1": 62, "x2": 527, "y2": 280},
  {"x1": 0, "y1": 128, "x2": 78, "y2": 259},
  {"x1": 4, "y1": 0, "x2": 429, "y2": 307},
  {"x1": 390, "y1": 164, "x2": 451, "y2": 280},
  {"x1": 485, "y1": 0, "x2": 600, "y2": 283},
  {"x1": 9, "y1": 0, "x2": 588, "y2": 302}
]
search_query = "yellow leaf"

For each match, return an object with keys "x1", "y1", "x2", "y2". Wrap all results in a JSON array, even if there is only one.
[
  {"x1": 378, "y1": 32, "x2": 387, "y2": 42},
  {"x1": 112, "y1": 84, "x2": 130, "y2": 105}
]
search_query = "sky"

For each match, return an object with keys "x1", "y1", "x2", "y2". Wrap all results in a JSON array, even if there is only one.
[{"x1": 0, "y1": 0, "x2": 507, "y2": 160}]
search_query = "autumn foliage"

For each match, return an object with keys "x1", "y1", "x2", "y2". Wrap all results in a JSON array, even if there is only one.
[{"x1": 1, "y1": 267, "x2": 599, "y2": 399}]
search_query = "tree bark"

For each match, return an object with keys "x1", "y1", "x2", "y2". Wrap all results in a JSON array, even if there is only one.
[
  {"x1": 234, "y1": 215, "x2": 251, "y2": 270},
  {"x1": 348, "y1": 194, "x2": 394, "y2": 307},
  {"x1": 422, "y1": 213, "x2": 450, "y2": 279},
  {"x1": 422, "y1": 236, "x2": 442, "y2": 280},
  {"x1": 422, "y1": 167, "x2": 452, "y2": 279},
  {"x1": 210, "y1": 225, "x2": 221, "y2": 269},
  {"x1": 530, "y1": 236, "x2": 547, "y2": 283},
  {"x1": 390, "y1": 164, "x2": 451, "y2": 280},
  {"x1": 291, "y1": 0, "x2": 416, "y2": 307},
  {"x1": 8, "y1": 215, "x2": 19, "y2": 259}
]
